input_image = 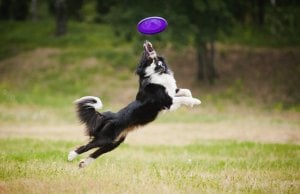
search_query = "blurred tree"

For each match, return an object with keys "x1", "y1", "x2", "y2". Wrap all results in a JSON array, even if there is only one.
[
  {"x1": 0, "y1": 0, "x2": 11, "y2": 20},
  {"x1": 0, "y1": 0, "x2": 30, "y2": 20},
  {"x1": 185, "y1": 0, "x2": 233, "y2": 83},
  {"x1": 30, "y1": 0, "x2": 37, "y2": 21},
  {"x1": 66, "y1": 0, "x2": 84, "y2": 21},
  {"x1": 257, "y1": 0, "x2": 266, "y2": 26},
  {"x1": 54, "y1": 0, "x2": 67, "y2": 36},
  {"x1": 47, "y1": 0, "x2": 84, "y2": 36},
  {"x1": 98, "y1": 0, "x2": 233, "y2": 84},
  {"x1": 226, "y1": 0, "x2": 267, "y2": 27},
  {"x1": 226, "y1": 0, "x2": 299, "y2": 45},
  {"x1": 48, "y1": 0, "x2": 84, "y2": 21},
  {"x1": 12, "y1": 0, "x2": 30, "y2": 20},
  {"x1": 95, "y1": 0, "x2": 116, "y2": 23}
]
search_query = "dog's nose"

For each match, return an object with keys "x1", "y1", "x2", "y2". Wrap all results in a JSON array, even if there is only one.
[
  {"x1": 143, "y1": 40, "x2": 153, "y2": 52},
  {"x1": 144, "y1": 40, "x2": 151, "y2": 46}
]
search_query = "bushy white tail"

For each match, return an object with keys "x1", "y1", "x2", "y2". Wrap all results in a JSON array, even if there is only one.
[
  {"x1": 74, "y1": 96, "x2": 103, "y2": 109},
  {"x1": 74, "y1": 96, "x2": 104, "y2": 137}
]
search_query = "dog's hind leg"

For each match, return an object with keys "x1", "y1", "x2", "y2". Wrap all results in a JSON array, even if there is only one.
[
  {"x1": 68, "y1": 138, "x2": 111, "y2": 161},
  {"x1": 78, "y1": 137, "x2": 126, "y2": 168},
  {"x1": 68, "y1": 142, "x2": 97, "y2": 162}
]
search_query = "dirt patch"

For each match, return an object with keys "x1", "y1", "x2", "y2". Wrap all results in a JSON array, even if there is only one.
[
  {"x1": 128, "y1": 121, "x2": 300, "y2": 145},
  {"x1": 1, "y1": 120, "x2": 299, "y2": 145}
]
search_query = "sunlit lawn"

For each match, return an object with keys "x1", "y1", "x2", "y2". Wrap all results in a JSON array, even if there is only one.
[{"x1": 0, "y1": 138, "x2": 299, "y2": 194}]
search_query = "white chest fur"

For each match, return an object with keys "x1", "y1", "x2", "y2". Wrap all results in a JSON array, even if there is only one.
[{"x1": 149, "y1": 73, "x2": 177, "y2": 97}]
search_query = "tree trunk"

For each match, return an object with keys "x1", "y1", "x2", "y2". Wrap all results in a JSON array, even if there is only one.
[
  {"x1": 196, "y1": 43, "x2": 206, "y2": 81},
  {"x1": 31, "y1": 0, "x2": 37, "y2": 21},
  {"x1": 55, "y1": 0, "x2": 67, "y2": 36},
  {"x1": 257, "y1": 0, "x2": 266, "y2": 27},
  {"x1": 196, "y1": 40, "x2": 217, "y2": 84},
  {"x1": 0, "y1": 0, "x2": 11, "y2": 20},
  {"x1": 207, "y1": 40, "x2": 217, "y2": 84}
]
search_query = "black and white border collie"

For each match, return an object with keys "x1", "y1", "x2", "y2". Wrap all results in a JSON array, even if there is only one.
[{"x1": 68, "y1": 41, "x2": 201, "y2": 168}]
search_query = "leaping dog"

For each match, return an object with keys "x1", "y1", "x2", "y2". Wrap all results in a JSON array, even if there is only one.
[{"x1": 68, "y1": 40, "x2": 201, "y2": 168}]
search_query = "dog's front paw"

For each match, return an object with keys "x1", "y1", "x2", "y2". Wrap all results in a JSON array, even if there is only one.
[
  {"x1": 176, "y1": 89, "x2": 192, "y2": 97},
  {"x1": 79, "y1": 157, "x2": 95, "y2": 168},
  {"x1": 190, "y1": 98, "x2": 201, "y2": 107}
]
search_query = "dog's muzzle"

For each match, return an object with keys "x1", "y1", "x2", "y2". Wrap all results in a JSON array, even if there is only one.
[{"x1": 144, "y1": 40, "x2": 157, "y2": 59}]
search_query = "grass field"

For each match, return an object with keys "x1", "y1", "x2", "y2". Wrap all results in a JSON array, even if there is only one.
[
  {"x1": 0, "y1": 104, "x2": 299, "y2": 194},
  {"x1": 1, "y1": 20, "x2": 299, "y2": 193},
  {"x1": 0, "y1": 138, "x2": 299, "y2": 194},
  {"x1": 0, "y1": 106, "x2": 299, "y2": 193}
]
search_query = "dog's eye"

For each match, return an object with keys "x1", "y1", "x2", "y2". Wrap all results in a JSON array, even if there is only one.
[
  {"x1": 147, "y1": 59, "x2": 153, "y2": 66},
  {"x1": 90, "y1": 99, "x2": 97, "y2": 103}
]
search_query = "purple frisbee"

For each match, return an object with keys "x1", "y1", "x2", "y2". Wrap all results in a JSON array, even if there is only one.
[{"x1": 137, "y1": 16, "x2": 168, "y2": 35}]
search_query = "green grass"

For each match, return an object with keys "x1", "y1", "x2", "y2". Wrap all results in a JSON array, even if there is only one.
[
  {"x1": 0, "y1": 20, "x2": 137, "y2": 65},
  {"x1": 0, "y1": 138, "x2": 299, "y2": 193},
  {"x1": 0, "y1": 20, "x2": 139, "y2": 108}
]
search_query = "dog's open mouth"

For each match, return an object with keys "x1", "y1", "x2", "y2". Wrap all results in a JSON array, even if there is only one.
[
  {"x1": 144, "y1": 40, "x2": 154, "y2": 52},
  {"x1": 144, "y1": 40, "x2": 157, "y2": 59}
]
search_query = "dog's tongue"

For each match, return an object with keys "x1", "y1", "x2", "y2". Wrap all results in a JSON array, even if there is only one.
[{"x1": 144, "y1": 40, "x2": 157, "y2": 58}]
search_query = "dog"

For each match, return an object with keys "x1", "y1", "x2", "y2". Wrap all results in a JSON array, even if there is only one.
[{"x1": 68, "y1": 40, "x2": 201, "y2": 168}]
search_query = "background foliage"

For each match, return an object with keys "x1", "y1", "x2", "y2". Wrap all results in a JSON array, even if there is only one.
[{"x1": 0, "y1": 0, "x2": 299, "y2": 109}]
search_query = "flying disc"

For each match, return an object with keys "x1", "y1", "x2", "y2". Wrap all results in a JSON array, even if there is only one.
[{"x1": 137, "y1": 16, "x2": 168, "y2": 35}]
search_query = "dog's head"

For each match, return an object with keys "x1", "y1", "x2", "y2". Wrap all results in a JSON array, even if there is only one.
[{"x1": 136, "y1": 40, "x2": 169, "y2": 78}]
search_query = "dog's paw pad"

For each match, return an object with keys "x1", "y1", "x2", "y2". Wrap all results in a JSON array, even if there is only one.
[
  {"x1": 78, "y1": 157, "x2": 95, "y2": 168},
  {"x1": 79, "y1": 160, "x2": 86, "y2": 168}
]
